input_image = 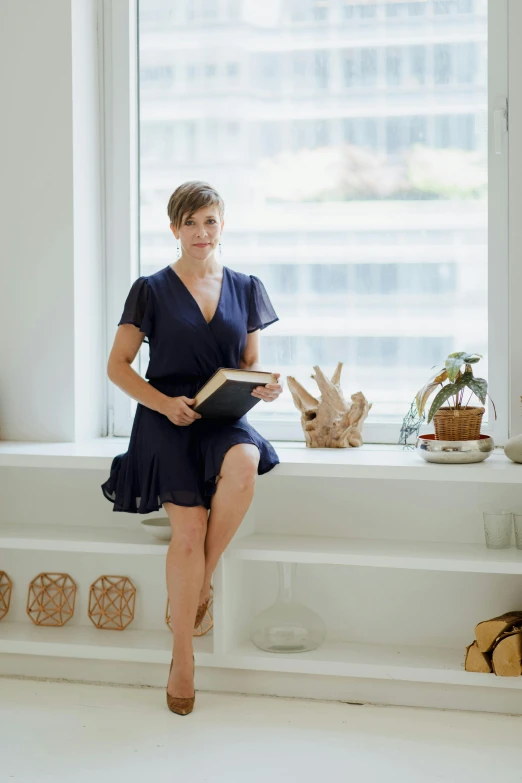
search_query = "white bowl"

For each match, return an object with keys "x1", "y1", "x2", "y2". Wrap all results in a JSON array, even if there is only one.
[{"x1": 140, "y1": 516, "x2": 172, "y2": 541}]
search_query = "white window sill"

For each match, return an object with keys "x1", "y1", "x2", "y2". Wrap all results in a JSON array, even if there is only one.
[{"x1": 0, "y1": 437, "x2": 517, "y2": 482}]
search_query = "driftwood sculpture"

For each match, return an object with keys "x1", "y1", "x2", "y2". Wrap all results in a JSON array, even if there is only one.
[{"x1": 287, "y1": 362, "x2": 372, "y2": 448}]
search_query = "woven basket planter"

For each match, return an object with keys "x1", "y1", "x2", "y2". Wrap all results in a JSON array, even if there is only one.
[{"x1": 433, "y1": 405, "x2": 485, "y2": 441}]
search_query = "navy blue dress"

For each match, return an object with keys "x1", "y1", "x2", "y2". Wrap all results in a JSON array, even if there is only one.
[{"x1": 101, "y1": 264, "x2": 280, "y2": 513}]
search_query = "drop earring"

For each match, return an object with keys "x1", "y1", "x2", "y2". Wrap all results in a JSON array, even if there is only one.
[
  {"x1": 177, "y1": 241, "x2": 181, "y2": 259},
  {"x1": 218, "y1": 242, "x2": 222, "y2": 259}
]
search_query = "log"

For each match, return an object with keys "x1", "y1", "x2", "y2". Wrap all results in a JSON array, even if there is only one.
[
  {"x1": 474, "y1": 611, "x2": 522, "y2": 652},
  {"x1": 491, "y1": 630, "x2": 522, "y2": 676},
  {"x1": 464, "y1": 640, "x2": 493, "y2": 673},
  {"x1": 287, "y1": 362, "x2": 372, "y2": 448}
]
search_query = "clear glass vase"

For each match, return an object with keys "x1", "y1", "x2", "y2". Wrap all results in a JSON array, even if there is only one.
[{"x1": 249, "y1": 562, "x2": 327, "y2": 653}]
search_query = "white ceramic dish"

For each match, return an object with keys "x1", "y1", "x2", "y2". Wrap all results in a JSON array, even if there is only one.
[{"x1": 140, "y1": 516, "x2": 172, "y2": 541}]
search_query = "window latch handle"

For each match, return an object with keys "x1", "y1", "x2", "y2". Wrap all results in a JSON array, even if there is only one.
[{"x1": 493, "y1": 100, "x2": 508, "y2": 155}]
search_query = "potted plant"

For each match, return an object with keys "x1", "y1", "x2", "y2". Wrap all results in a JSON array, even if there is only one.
[{"x1": 414, "y1": 351, "x2": 497, "y2": 441}]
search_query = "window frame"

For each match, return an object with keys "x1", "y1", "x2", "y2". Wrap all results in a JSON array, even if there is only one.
[
  {"x1": 103, "y1": 0, "x2": 514, "y2": 446},
  {"x1": 102, "y1": 0, "x2": 140, "y2": 438}
]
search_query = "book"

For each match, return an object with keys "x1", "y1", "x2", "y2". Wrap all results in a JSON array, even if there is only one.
[{"x1": 192, "y1": 367, "x2": 277, "y2": 418}]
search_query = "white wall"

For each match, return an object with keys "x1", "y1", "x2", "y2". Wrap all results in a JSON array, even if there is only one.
[{"x1": 0, "y1": 0, "x2": 105, "y2": 442}]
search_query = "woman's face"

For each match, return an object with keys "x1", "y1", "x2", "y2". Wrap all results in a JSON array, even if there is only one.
[{"x1": 172, "y1": 206, "x2": 224, "y2": 261}]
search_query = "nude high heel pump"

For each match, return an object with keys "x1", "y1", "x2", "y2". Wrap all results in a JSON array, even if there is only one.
[
  {"x1": 166, "y1": 654, "x2": 195, "y2": 715},
  {"x1": 194, "y1": 597, "x2": 210, "y2": 629}
]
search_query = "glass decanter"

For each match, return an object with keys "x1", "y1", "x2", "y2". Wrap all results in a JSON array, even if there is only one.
[{"x1": 249, "y1": 562, "x2": 326, "y2": 653}]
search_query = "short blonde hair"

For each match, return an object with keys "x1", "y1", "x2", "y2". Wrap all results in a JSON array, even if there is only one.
[{"x1": 167, "y1": 181, "x2": 225, "y2": 230}]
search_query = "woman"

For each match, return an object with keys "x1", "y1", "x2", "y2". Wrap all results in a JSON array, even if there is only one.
[{"x1": 101, "y1": 180, "x2": 283, "y2": 715}]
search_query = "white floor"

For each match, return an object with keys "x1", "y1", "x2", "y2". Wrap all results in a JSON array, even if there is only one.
[{"x1": 1, "y1": 677, "x2": 522, "y2": 783}]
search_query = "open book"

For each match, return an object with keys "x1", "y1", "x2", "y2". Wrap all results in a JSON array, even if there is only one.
[{"x1": 192, "y1": 368, "x2": 277, "y2": 418}]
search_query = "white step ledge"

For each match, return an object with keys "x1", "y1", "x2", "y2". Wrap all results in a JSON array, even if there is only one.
[
  {"x1": 0, "y1": 622, "x2": 212, "y2": 662},
  {"x1": 226, "y1": 533, "x2": 522, "y2": 574},
  {"x1": 0, "y1": 438, "x2": 519, "y2": 482},
  {"x1": 3, "y1": 526, "x2": 522, "y2": 575},
  {"x1": 1, "y1": 622, "x2": 520, "y2": 690}
]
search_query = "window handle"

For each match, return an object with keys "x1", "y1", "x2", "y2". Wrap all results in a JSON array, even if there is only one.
[{"x1": 493, "y1": 100, "x2": 508, "y2": 155}]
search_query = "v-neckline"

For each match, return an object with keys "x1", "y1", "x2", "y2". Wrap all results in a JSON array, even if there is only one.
[{"x1": 167, "y1": 264, "x2": 227, "y2": 326}]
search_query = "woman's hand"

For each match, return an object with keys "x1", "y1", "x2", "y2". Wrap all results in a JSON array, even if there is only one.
[
  {"x1": 251, "y1": 372, "x2": 283, "y2": 403},
  {"x1": 162, "y1": 396, "x2": 202, "y2": 426}
]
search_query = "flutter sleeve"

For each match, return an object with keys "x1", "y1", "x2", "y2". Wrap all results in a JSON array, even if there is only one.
[
  {"x1": 117, "y1": 276, "x2": 154, "y2": 344},
  {"x1": 247, "y1": 274, "x2": 279, "y2": 333}
]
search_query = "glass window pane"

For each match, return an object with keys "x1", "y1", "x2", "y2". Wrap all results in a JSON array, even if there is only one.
[{"x1": 138, "y1": 0, "x2": 488, "y2": 423}]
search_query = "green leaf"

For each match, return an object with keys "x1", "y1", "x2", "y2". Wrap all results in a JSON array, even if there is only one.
[
  {"x1": 445, "y1": 352, "x2": 482, "y2": 382},
  {"x1": 428, "y1": 382, "x2": 459, "y2": 422},
  {"x1": 467, "y1": 376, "x2": 488, "y2": 405},
  {"x1": 445, "y1": 352, "x2": 468, "y2": 382},
  {"x1": 427, "y1": 372, "x2": 473, "y2": 423},
  {"x1": 457, "y1": 371, "x2": 473, "y2": 389}
]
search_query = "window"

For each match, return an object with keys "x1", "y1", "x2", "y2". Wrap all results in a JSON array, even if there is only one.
[
  {"x1": 409, "y1": 1, "x2": 426, "y2": 14},
  {"x1": 290, "y1": 51, "x2": 330, "y2": 91},
  {"x1": 343, "y1": 118, "x2": 378, "y2": 150},
  {"x1": 360, "y1": 4, "x2": 377, "y2": 17},
  {"x1": 387, "y1": 47, "x2": 403, "y2": 87},
  {"x1": 342, "y1": 3, "x2": 377, "y2": 19},
  {"x1": 361, "y1": 49, "x2": 378, "y2": 87},
  {"x1": 386, "y1": 3, "x2": 401, "y2": 16},
  {"x1": 434, "y1": 0, "x2": 475, "y2": 14},
  {"x1": 140, "y1": 65, "x2": 175, "y2": 88},
  {"x1": 313, "y1": 1, "x2": 330, "y2": 21},
  {"x1": 386, "y1": 1, "x2": 425, "y2": 17},
  {"x1": 289, "y1": 0, "x2": 330, "y2": 22},
  {"x1": 315, "y1": 51, "x2": 329, "y2": 90},
  {"x1": 259, "y1": 122, "x2": 282, "y2": 157},
  {"x1": 456, "y1": 43, "x2": 476, "y2": 83},
  {"x1": 410, "y1": 47, "x2": 426, "y2": 85},
  {"x1": 410, "y1": 116, "x2": 426, "y2": 144},
  {"x1": 434, "y1": 44, "x2": 452, "y2": 84},
  {"x1": 187, "y1": 0, "x2": 219, "y2": 20},
  {"x1": 434, "y1": 115, "x2": 451, "y2": 147},
  {"x1": 386, "y1": 117, "x2": 412, "y2": 152},
  {"x1": 254, "y1": 53, "x2": 282, "y2": 92},
  {"x1": 343, "y1": 48, "x2": 377, "y2": 88},
  {"x1": 291, "y1": 120, "x2": 330, "y2": 151},
  {"x1": 106, "y1": 0, "x2": 508, "y2": 443},
  {"x1": 226, "y1": 62, "x2": 240, "y2": 79},
  {"x1": 343, "y1": 52, "x2": 356, "y2": 87}
]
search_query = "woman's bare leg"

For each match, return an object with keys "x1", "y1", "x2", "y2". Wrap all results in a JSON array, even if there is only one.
[
  {"x1": 163, "y1": 501, "x2": 208, "y2": 698},
  {"x1": 198, "y1": 443, "x2": 260, "y2": 606}
]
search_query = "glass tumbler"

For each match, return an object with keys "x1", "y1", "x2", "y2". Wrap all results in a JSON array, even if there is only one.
[
  {"x1": 513, "y1": 514, "x2": 522, "y2": 550},
  {"x1": 483, "y1": 511, "x2": 513, "y2": 549}
]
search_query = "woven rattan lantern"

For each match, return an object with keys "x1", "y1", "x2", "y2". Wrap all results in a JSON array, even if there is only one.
[
  {"x1": 88, "y1": 575, "x2": 136, "y2": 630},
  {"x1": 26, "y1": 572, "x2": 77, "y2": 626},
  {"x1": 0, "y1": 571, "x2": 13, "y2": 621},
  {"x1": 165, "y1": 585, "x2": 214, "y2": 637}
]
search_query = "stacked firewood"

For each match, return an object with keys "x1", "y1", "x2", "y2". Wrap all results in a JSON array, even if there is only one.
[{"x1": 465, "y1": 611, "x2": 522, "y2": 676}]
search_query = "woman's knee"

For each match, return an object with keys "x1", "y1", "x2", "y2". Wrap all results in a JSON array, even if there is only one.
[
  {"x1": 162, "y1": 502, "x2": 208, "y2": 553},
  {"x1": 220, "y1": 443, "x2": 260, "y2": 491}
]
